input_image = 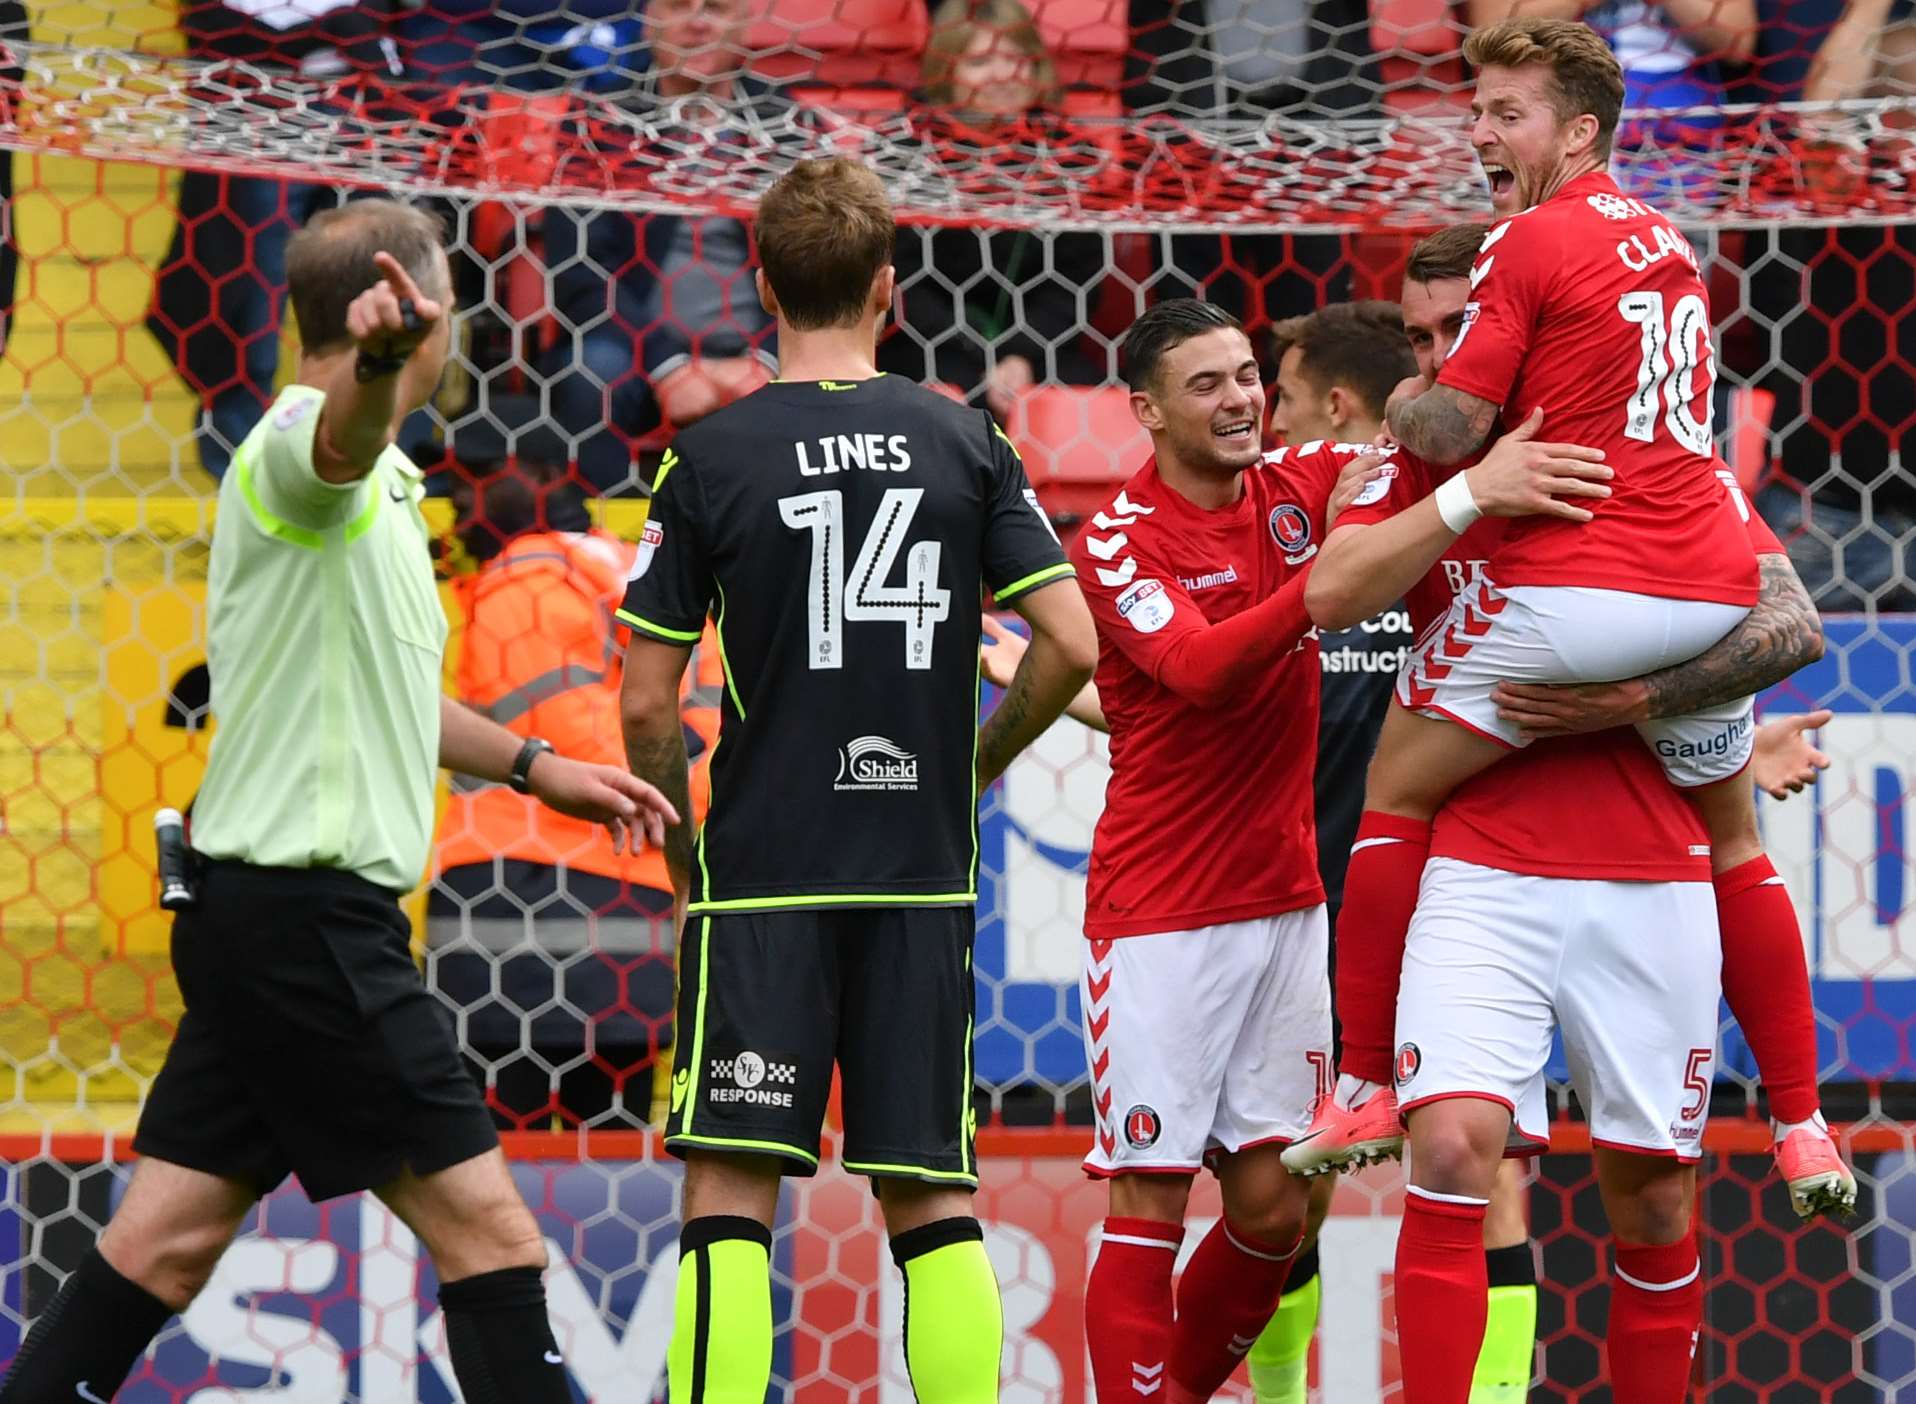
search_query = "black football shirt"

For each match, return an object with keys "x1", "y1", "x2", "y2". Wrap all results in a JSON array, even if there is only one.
[{"x1": 619, "y1": 375, "x2": 1073, "y2": 915}]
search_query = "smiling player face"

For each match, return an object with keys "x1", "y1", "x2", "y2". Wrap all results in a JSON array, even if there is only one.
[
  {"x1": 1136, "y1": 326, "x2": 1266, "y2": 477},
  {"x1": 1400, "y1": 274, "x2": 1471, "y2": 384},
  {"x1": 1471, "y1": 63, "x2": 1595, "y2": 217}
]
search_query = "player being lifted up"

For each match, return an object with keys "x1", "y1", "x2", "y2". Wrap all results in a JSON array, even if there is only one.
[
  {"x1": 1283, "y1": 225, "x2": 1852, "y2": 1217},
  {"x1": 1058, "y1": 299, "x2": 1615, "y2": 1404},
  {"x1": 1289, "y1": 227, "x2": 1838, "y2": 1404},
  {"x1": 1288, "y1": 18, "x2": 1819, "y2": 1173},
  {"x1": 619, "y1": 157, "x2": 1097, "y2": 1404}
]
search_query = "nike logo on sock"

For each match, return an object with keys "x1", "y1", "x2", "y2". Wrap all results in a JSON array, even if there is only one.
[
  {"x1": 544, "y1": 1350, "x2": 564, "y2": 1364},
  {"x1": 76, "y1": 1384, "x2": 110, "y2": 1403}
]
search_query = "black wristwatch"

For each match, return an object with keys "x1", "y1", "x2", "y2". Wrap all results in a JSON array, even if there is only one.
[{"x1": 508, "y1": 736, "x2": 555, "y2": 794}]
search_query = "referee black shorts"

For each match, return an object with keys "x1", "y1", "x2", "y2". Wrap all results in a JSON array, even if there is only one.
[
  {"x1": 134, "y1": 861, "x2": 499, "y2": 1202},
  {"x1": 665, "y1": 907, "x2": 978, "y2": 1187}
]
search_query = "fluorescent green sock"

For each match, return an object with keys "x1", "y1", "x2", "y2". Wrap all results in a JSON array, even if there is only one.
[
  {"x1": 1248, "y1": 1242, "x2": 1320, "y2": 1404},
  {"x1": 669, "y1": 1216, "x2": 773, "y2": 1404},
  {"x1": 891, "y1": 1217, "x2": 1003, "y2": 1404},
  {"x1": 1471, "y1": 1244, "x2": 1539, "y2": 1404}
]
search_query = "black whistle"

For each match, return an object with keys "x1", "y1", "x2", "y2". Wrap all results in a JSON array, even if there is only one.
[{"x1": 155, "y1": 807, "x2": 198, "y2": 910}]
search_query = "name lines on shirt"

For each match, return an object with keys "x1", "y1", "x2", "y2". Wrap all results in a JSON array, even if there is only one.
[{"x1": 796, "y1": 434, "x2": 914, "y2": 476}]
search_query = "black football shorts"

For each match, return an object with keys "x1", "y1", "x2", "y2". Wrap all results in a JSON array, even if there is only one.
[
  {"x1": 664, "y1": 906, "x2": 978, "y2": 1186},
  {"x1": 134, "y1": 861, "x2": 499, "y2": 1201}
]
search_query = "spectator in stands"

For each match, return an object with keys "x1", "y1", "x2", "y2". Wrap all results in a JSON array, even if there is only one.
[
  {"x1": 401, "y1": 0, "x2": 649, "y2": 90},
  {"x1": 1729, "y1": 0, "x2": 1912, "y2": 104},
  {"x1": 1466, "y1": 0, "x2": 1756, "y2": 199},
  {"x1": 429, "y1": 448, "x2": 699, "y2": 1127},
  {"x1": 0, "y1": 3, "x2": 22, "y2": 359},
  {"x1": 543, "y1": 0, "x2": 783, "y2": 492},
  {"x1": 1743, "y1": 0, "x2": 1916, "y2": 609},
  {"x1": 1124, "y1": 0, "x2": 1379, "y2": 115},
  {"x1": 878, "y1": 0, "x2": 1114, "y2": 414},
  {"x1": 152, "y1": 2, "x2": 410, "y2": 479}
]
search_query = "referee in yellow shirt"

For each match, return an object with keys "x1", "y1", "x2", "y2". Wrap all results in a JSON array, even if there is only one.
[{"x1": 0, "y1": 199, "x2": 678, "y2": 1404}]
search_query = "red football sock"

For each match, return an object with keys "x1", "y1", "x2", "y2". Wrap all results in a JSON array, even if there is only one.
[
  {"x1": 1394, "y1": 1187, "x2": 1489, "y2": 1404},
  {"x1": 1087, "y1": 1217, "x2": 1181, "y2": 1402},
  {"x1": 1609, "y1": 1236, "x2": 1703, "y2": 1403},
  {"x1": 1167, "y1": 1217, "x2": 1301, "y2": 1401},
  {"x1": 1715, "y1": 855, "x2": 1821, "y2": 1124},
  {"x1": 1337, "y1": 812, "x2": 1432, "y2": 1086}
]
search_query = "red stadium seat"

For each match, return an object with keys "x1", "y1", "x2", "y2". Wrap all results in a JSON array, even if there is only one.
[
  {"x1": 1007, "y1": 386, "x2": 1147, "y2": 526},
  {"x1": 747, "y1": 0, "x2": 929, "y2": 86},
  {"x1": 1028, "y1": 0, "x2": 1128, "y2": 90},
  {"x1": 1009, "y1": 385, "x2": 1148, "y2": 485},
  {"x1": 1061, "y1": 89, "x2": 1123, "y2": 118},
  {"x1": 1369, "y1": 0, "x2": 1469, "y2": 112},
  {"x1": 1724, "y1": 385, "x2": 1776, "y2": 494}
]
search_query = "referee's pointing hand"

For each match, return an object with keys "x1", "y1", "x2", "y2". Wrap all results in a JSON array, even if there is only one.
[
  {"x1": 524, "y1": 754, "x2": 681, "y2": 855},
  {"x1": 347, "y1": 251, "x2": 445, "y2": 361}
]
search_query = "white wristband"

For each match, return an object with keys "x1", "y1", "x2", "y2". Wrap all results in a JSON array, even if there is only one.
[{"x1": 1434, "y1": 472, "x2": 1483, "y2": 535}]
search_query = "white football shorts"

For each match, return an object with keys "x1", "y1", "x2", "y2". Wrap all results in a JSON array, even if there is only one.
[
  {"x1": 1394, "y1": 857, "x2": 1721, "y2": 1160},
  {"x1": 1081, "y1": 908, "x2": 1332, "y2": 1177},
  {"x1": 1396, "y1": 573, "x2": 1755, "y2": 787}
]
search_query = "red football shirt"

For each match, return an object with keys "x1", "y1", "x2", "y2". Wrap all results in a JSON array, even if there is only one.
[
  {"x1": 1436, "y1": 171, "x2": 1757, "y2": 608},
  {"x1": 1071, "y1": 444, "x2": 1357, "y2": 938},
  {"x1": 1337, "y1": 453, "x2": 1783, "y2": 881}
]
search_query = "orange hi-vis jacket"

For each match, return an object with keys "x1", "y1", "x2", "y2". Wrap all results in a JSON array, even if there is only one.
[{"x1": 433, "y1": 528, "x2": 719, "y2": 891}]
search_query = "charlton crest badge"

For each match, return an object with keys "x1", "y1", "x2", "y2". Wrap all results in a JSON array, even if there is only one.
[
  {"x1": 1124, "y1": 1104, "x2": 1161, "y2": 1150},
  {"x1": 1269, "y1": 504, "x2": 1316, "y2": 563},
  {"x1": 1395, "y1": 1042, "x2": 1422, "y2": 1087}
]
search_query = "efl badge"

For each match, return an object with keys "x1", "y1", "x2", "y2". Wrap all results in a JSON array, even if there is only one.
[
  {"x1": 1269, "y1": 504, "x2": 1316, "y2": 563},
  {"x1": 1124, "y1": 1104, "x2": 1162, "y2": 1150},
  {"x1": 1395, "y1": 1042, "x2": 1422, "y2": 1087},
  {"x1": 630, "y1": 518, "x2": 663, "y2": 581},
  {"x1": 1115, "y1": 578, "x2": 1175, "y2": 635}
]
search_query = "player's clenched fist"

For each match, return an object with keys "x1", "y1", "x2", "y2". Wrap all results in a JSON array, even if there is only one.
[
  {"x1": 1461, "y1": 407, "x2": 1612, "y2": 523},
  {"x1": 346, "y1": 250, "x2": 445, "y2": 363}
]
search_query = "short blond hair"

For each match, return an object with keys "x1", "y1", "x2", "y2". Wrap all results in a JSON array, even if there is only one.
[
  {"x1": 755, "y1": 158, "x2": 896, "y2": 330},
  {"x1": 922, "y1": 0, "x2": 1062, "y2": 111},
  {"x1": 1465, "y1": 18, "x2": 1625, "y2": 156}
]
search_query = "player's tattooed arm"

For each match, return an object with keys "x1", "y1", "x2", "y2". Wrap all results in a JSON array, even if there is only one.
[
  {"x1": 1492, "y1": 554, "x2": 1825, "y2": 735},
  {"x1": 620, "y1": 639, "x2": 699, "y2": 899},
  {"x1": 1639, "y1": 552, "x2": 1825, "y2": 718},
  {"x1": 977, "y1": 578, "x2": 1099, "y2": 790},
  {"x1": 1385, "y1": 383, "x2": 1501, "y2": 466},
  {"x1": 626, "y1": 731, "x2": 696, "y2": 888}
]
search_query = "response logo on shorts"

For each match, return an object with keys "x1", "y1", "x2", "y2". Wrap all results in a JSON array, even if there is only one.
[
  {"x1": 1394, "y1": 1041, "x2": 1425, "y2": 1087},
  {"x1": 708, "y1": 1049, "x2": 797, "y2": 1108},
  {"x1": 1124, "y1": 1104, "x2": 1161, "y2": 1150},
  {"x1": 1395, "y1": 1042, "x2": 1422, "y2": 1087},
  {"x1": 1268, "y1": 504, "x2": 1316, "y2": 564}
]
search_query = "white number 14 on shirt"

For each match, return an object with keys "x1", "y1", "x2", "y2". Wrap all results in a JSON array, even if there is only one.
[{"x1": 779, "y1": 487, "x2": 953, "y2": 670}]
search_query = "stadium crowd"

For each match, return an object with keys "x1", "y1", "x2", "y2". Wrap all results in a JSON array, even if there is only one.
[{"x1": 154, "y1": 0, "x2": 1913, "y2": 610}]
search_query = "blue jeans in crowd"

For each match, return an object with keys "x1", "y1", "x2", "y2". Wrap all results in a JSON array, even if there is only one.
[
  {"x1": 545, "y1": 328, "x2": 659, "y2": 494},
  {"x1": 1757, "y1": 482, "x2": 1916, "y2": 612},
  {"x1": 150, "y1": 173, "x2": 332, "y2": 480}
]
